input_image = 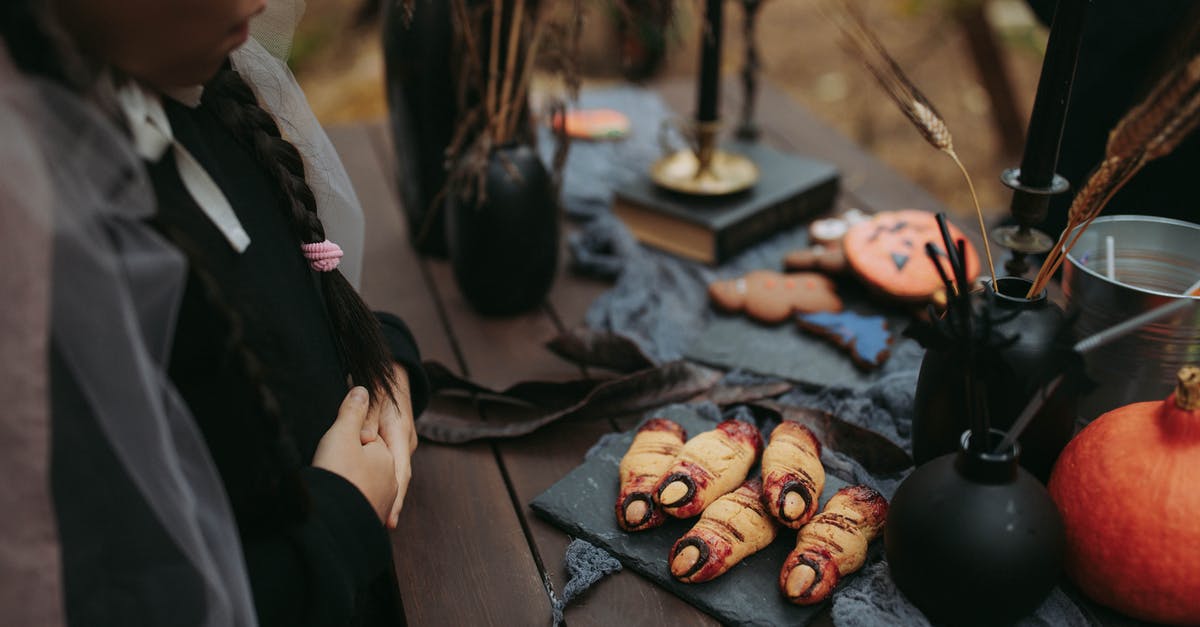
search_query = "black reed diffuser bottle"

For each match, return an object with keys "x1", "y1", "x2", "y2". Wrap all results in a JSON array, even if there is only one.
[
  {"x1": 890, "y1": 228, "x2": 1065, "y2": 624},
  {"x1": 886, "y1": 430, "x2": 1065, "y2": 626},
  {"x1": 912, "y1": 277, "x2": 1075, "y2": 481},
  {"x1": 909, "y1": 215, "x2": 1076, "y2": 481}
]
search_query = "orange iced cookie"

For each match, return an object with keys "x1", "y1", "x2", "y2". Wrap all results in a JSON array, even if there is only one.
[{"x1": 842, "y1": 209, "x2": 979, "y2": 303}]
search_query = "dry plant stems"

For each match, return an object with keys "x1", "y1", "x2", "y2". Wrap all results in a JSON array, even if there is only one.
[
  {"x1": 825, "y1": 0, "x2": 997, "y2": 287},
  {"x1": 496, "y1": 0, "x2": 526, "y2": 139},
  {"x1": 1027, "y1": 52, "x2": 1200, "y2": 297},
  {"x1": 486, "y1": 0, "x2": 503, "y2": 137},
  {"x1": 436, "y1": 0, "x2": 582, "y2": 214},
  {"x1": 503, "y1": 10, "x2": 548, "y2": 141}
]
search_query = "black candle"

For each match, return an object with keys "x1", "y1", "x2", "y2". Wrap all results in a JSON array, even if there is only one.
[
  {"x1": 1012, "y1": 0, "x2": 1089, "y2": 220},
  {"x1": 697, "y1": 0, "x2": 723, "y2": 123}
]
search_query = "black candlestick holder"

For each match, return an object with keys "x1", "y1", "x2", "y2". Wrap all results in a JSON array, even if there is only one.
[
  {"x1": 994, "y1": 168, "x2": 1070, "y2": 276},
  {"x1": 998, "y1": 0, "x2": 1088, "y2": 277}
]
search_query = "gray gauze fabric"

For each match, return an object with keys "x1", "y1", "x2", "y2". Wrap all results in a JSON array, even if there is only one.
[
  {"x1": 547, "y1": 87, "x2": 1087, "y2": 626},
  {"x1": 551, "y1": 538, "x2": 623, "y2": 626}
]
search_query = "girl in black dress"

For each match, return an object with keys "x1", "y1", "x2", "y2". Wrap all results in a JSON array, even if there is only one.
[{"x1": 2, "y1": 0, "x2": 429, "y2": 625}]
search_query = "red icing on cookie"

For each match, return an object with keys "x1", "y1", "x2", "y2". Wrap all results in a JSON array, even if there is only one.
[
  {"x1": 716, "y1": 419, "x2": 764, "y2": 455},
  {"x1": 638, "y1": 418, "x2": 687, "y2": 440}
]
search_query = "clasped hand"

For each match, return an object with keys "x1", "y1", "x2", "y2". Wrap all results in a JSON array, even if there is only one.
[{"x1": 313, "y1": 365, "x2": 417, "y2": 529}]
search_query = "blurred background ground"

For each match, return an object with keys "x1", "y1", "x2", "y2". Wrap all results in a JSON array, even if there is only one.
[{"x1": 290, "y1": 0, "x2": 1050, "y2": 221}]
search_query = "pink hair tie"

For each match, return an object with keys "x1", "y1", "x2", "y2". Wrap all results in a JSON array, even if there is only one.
[{"x1": 301, "y1": 240, "x2": 344, "y2": 272}]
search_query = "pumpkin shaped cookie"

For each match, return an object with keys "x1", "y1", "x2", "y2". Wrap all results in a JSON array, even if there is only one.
[
  {"x1": 843, "y1": 209, "x2": 979, "y2": 303},
  {"x1": 708, "y1": 270, "x2": 843, "y2": 324}
]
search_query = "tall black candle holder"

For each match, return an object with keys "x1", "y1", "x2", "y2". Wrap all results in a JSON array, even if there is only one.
[{"x1": 994, "y1": 0, "x2": 1089, "y2": 277}]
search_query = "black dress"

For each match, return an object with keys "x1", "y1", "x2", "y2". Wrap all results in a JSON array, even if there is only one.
[
  {"x1": 51, "y1": 95, "x2": 428, "y2": 627},
  {"x1": 1024, "y1": 0, "x2": 1200, "y2": 238}
]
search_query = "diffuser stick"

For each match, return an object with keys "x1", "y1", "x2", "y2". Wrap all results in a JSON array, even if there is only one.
[
  {"x1": 994, "y1": 374, "x2": 1064, "y2": 455},
  {"x1": 1104, "y1": 236, "x2": 1116, "y2": 281},
  {"x1": 1074, "y1": 297, "x2": 1197, "y2": 354},
  {"x1": 925, "y1": 242, "x2": 957, "y2": 297},
  {"x1": 935, "y1": 213, "x2": 964, "y2": 289},
  {"x1": 994, "y1": 296, "x2": 1200, "y2": 453}
]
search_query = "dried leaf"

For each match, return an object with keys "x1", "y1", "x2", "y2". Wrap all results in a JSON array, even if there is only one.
[
  {"x1": 695, "y1": 381, "x2": 795, "y2": 406},
  {"x1": 749, "y1": 400, "x2": 912, "y2": 475},
  {"x1": 546, "y1": 327, "x2": 658, "y2": 373},
  {"x1": 417, "y1": 361, "x2": 722, "y2": 443}
]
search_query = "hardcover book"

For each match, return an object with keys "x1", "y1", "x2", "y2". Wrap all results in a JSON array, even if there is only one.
[{"x1": 613, "y1": 142, "x2": 840, "y2": 264}]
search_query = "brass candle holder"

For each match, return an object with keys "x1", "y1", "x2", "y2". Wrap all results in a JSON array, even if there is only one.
[{"x1": 650, "y1": 120, "x2": 760, "y2": 196}]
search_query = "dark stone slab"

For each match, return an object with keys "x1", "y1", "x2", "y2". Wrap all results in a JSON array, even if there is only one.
[
  {"x1": 530, "y1": 405, "x2": 857, "y2": 626},
  {"x1": 684, "y1": 304, "x2": 918, "y2": 392}
]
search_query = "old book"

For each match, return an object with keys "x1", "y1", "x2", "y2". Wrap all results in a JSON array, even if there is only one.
[{"x1": 613, "y1": 142, "x2": 839, "y2": 264}]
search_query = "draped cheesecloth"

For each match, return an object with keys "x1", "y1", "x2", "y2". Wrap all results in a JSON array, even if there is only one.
[
  {"x1": 111, "y1": 0, "x2": 367, "y2": 286},
  {"x1": 1, "y1": 40, "x2": 258, "y2": 627},
  {"x1": 0, "y1": 46, "x2": 63, "y2": 627},
  {"x1": 3, "y1": 2, "x2": 369, "y2": 624}
]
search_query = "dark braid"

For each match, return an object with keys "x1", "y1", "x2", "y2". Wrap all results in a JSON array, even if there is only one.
[
  {"x1": 202, "y1": 67, "x2": 399, "y2": 407},
  {"x1": 5, "y1": 0, "x2": 311, "y2": 528},
  {"x1": 155, "y1": 223, "x2": 310, "y2": 530}
]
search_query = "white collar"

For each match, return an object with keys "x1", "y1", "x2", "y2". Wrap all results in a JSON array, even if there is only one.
[
  {"x1": 162, "y1": 85, "x2": 205, "y2": 108},
  {"x1": 115, "y1": 80, "x2": 250, "y2": 253}
]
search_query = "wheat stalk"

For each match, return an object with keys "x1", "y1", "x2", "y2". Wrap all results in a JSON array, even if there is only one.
[
  {"x1": 486, "y1": 0, "x2": 503, "y2": 137},
  {"x1": 495, "y1": 0, "x2": 526, "y2": 144},
  {"x1": 503, "y1": 17, "x2": 547, "y2": 141},
  {"x1": 1108, "y1": 56, "x2": 1200, "y2": 160},
  {"x1": 826, "y1": 0, "x2": 997, "y2": 286},
  {"x1": 1027, "y1": 50, "x2": 1200, "y2": 297}
]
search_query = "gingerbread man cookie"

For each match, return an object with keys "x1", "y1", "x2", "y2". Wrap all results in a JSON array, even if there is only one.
[
  {"x1": 783, "y1": 209, "x2": 869, "y2": 275},
  {"x1": 784, "y1": 242, "x2": 848, "y2": 274},
  {"x1": 709, "y1": 270, "x2": 843, "y2": 324},
  {"x1": 842, "y1": 209, "x2": 979, "y2": 303}
]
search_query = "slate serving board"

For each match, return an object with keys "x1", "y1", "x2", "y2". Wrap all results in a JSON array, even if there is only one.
[
  {"x1": 685, "y1": 303, "x2": 913, "y2": 392},
  {"x1": 530, "y1": 405, "x2": 860, "y2": 626}
]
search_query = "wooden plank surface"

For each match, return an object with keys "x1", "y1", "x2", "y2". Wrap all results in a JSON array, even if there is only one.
[
  {"x1": 329, "y1": 124, "x2": 552, "y2": 626},
  {"x1": 366, "y1": 120, "x2": 721, "y2": 624},
  {"x1": 512, "y1": 256, "x2": 721, "y2": 627},
  {"x1": 327, "y1": 72, "x2": 960, "y2": 627}
]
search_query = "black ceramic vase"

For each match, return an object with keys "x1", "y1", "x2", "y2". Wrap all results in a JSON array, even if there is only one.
[
  {"x1": 383, "y1": 0, "x2": 459, "y2": 256},
  {"x1": 911, "y1": 277, "x2": 1076, "y2": 481},
  {"x1": 447, "y1": 143, "x2": 559, "y2": 316},
  {"x1": 886, "y1": 430, "x2": 1065, "y2": 626}
]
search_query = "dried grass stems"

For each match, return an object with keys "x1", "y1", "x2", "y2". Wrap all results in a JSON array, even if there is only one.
[
  {"x1": 1027, "y1": 52, "x2": 1200, "y2": 297},
  {"x1": 823, "y1": 0, "x2": 997, "y2": 287},
  {"x1": 437, "y1": 0, "x2": 581, "y2": 216}
]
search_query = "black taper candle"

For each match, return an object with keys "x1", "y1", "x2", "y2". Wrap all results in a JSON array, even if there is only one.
[
  {"x1": 1009, "y1": 0, "x2": 1089, "y2": 229},
  {"x1": 697, "y1": 0, "x2": 724, "y2": 123}
]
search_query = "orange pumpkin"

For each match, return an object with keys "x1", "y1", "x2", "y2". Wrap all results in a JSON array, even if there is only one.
[
  {"x1": 1048, "y1": 366, "x2": 1200, "y2": 625},
  {"x1": 842, "y1": 209, "x2": 980, "y2": 303}
]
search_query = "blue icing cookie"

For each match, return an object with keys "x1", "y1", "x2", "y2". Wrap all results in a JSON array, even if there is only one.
[{"x1": 796, "y1": 311, "x2": 892, "y2": 369}]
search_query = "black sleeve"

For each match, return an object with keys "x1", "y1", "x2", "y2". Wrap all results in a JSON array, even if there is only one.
[
  {"x1": 242, "y1": 468, "x2": 395, "y2": 627},
  {"x1": 52, "y1": 348, "x2": 399, "y2": 627},
  {"x1": 374, "y1": 311, "x2": 431, "y2": 417}
]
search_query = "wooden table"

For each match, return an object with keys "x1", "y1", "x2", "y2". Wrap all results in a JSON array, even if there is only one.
[{"x1": 326, "y1": 79, "x2": 949, "y2": 627}]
